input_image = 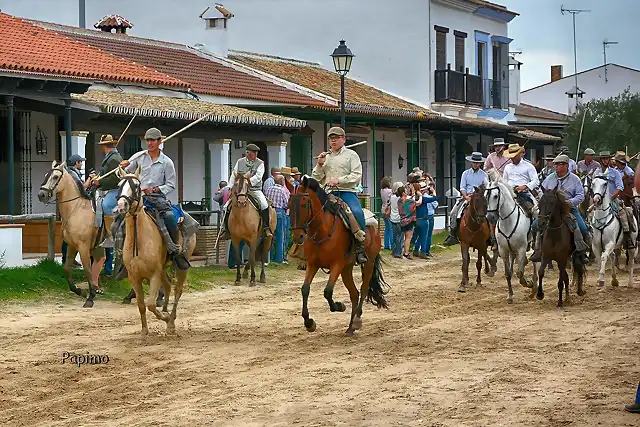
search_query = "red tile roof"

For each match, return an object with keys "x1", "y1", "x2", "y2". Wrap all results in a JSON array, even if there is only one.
[
  {"x1": 27, "y1": 19, "x2": 331, "y2": 107},
  {"x1": 511, "y1": 103, "x2": 569, "y2": 122},
  {"x1": 0, "y1": 13, "x2": 187, "y2": 88}
]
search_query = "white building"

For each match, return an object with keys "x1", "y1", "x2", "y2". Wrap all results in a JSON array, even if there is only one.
[{"x1": 521, "y1": 64, "x2": 640, "y2": 116}]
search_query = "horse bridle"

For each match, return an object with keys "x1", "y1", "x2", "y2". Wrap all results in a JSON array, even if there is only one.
[
  {"x1": 233, "y1": 176, "x2": 249, "y2": 208},
  {"x1": 289, "y1": 190, "x2": 335, "y2": 244},
  {"x1": 116, "y1": 175, "x2": 142, "y2": 215},
  {"x1": 39, "y1": 166, "x2": 84, "y2": 205},
  {"x1": 485, "y1": 185, "x2": 517, "y2": 221},
  {"x1": 591, "y1": 175, "x2": 610, "y2": 208}
]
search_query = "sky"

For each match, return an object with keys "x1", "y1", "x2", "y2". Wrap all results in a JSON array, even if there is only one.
[{"x1": 1, "y1": 0, "x2": 638, "y2": 91}]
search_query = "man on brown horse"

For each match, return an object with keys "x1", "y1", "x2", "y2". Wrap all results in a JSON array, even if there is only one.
[
  {"x1": 219, "y1": 143, "x2": 272, "y2": 240},
  {"x1": 312, "y1": 126, "x2": 368, "y2": 265}
]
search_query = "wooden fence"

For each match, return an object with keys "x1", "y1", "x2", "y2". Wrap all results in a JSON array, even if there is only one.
[{"x1": 0, "y1": 213, "x2": 56, "y2": 261}]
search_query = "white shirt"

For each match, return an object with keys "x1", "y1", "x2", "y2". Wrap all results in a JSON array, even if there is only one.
[
  {"x1": 503, "y1": 159, "x2": 539, "y2": 190},
  {"x1": 389, "y1": 195, "x2": 401, "y2": 223},
  {"x1": 227, "y1": 158, "x2": 265, "y2": 191}
]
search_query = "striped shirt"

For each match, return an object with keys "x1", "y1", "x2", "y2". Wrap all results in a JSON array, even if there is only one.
[{"x1": 264, "y1": 184, "x2": 290, "y2": 209}]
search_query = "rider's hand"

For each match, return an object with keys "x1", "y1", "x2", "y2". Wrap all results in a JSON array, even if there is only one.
[
  {"x1": 326, "y1": 177, "x2": 339, "y2": 187},
  {"x1": 465, "y1": 195, "x2": 471, "y2": 201},
  {"x1": 516, "y1": 185, "x2": 528, "y2": 193},
  {"x1": 120, "y1": 160, "x2": 130, "y2": 168},
  {"x1": 317, "y1": 152, "x2": 327, "y2": 166},
  {"x1": 142, "y1": 188, "x2": 154, "y2": 195}
]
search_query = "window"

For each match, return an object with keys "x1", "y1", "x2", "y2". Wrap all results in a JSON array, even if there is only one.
[
  {"x1": 434, "y1": 26, "x2": 449, "y2": 70},
  {"x1": 454, "y1": 30, "x2": 467, "y2": 73},
  {"x1": 477, "y1": 41, "x2": 485, "y2": 78}
]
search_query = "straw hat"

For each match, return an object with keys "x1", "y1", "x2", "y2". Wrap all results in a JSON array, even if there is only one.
[
  {"x1": 98, "y1": 134, "x2": 118, "y2": 145},
  {"x1": 503, "y1": 143, "x2": 525, "y2": 159},
  {"x1": 291, "y1": 167, "x2": 301, "y2": 176},
  {"x1": 280, "y1": 166, "x2": 292, "y2": 176}
]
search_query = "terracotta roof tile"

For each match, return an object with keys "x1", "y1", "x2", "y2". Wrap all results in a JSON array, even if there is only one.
[
  {"x1": 27, "y1": 19, "x2": 330, "y2": 107},
  {"x1": 512, "y1": 103, "x2": 569, "y2": 122},
  {"x1": 0, "y1": 13, "x2": 187, "y2": 88},
  {"x1": 73, "y1": 90, "x2": 306, "y2": 129},
  {"x1": 228, "y1": 50, "x2": 439, "y2": 116},
  {"x1": 513, "y1": 129, "x2": 561, "y2": 141}
]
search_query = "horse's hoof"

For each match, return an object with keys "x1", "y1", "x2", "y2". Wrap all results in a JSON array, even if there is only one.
[
  {"x1": 234, "y1": 280, "x2": 241, "y2": 286},
  {"x1": 166, "y1": 325, "x2": 176, "y2": 335},
  {"x1": 557, "y1": 303, "x2": 563, "y2": 309},
  {"x1": 122, "y1": 298, "x2": 132, "y2": 304},
  {"x1": 578, "y1": 289, "x2": 586, "y2": 297},
  {"x1": 304, "y1": 318, "x2": 316, "y2": 332},
  {"x1": 507, "y1": 297, "x2": 513, "y2": 304},
  {"x1": 249, "y1": 281, "x2": 256, "y2": 287},
  {"x1": 522, "y1": 280, "x2": 534, "y2": 289},
  {"x1": 345, "y1": 328, "x2": 355, "y2": 336},
  {"x1": 242, "y1": 272, "x2": 249, "y2": 279},
  {"x1": 83, "y1": 299, "x2": 94, "y2": 308},
  {"x1": 156, "y1": 299, "x2": 164, "y2": 308},
  {"x1": 458, "y1": 284, "x2": 467, "y2": 293},
  {"x1": 352, "y1": 317, "x2": 362, "y2": 330},
  {"x1": 536, "y1": 293, "x2": 544, "y2": 301},
  {"x1": 71, "y1": 287, "x2": 83, "y2": 297},
  {"x1": 259, "y1": 277, "x2": 266, "y2": 284},
  {"x1": 334, "y1": 301, "x2": 347, "y2": 312},
  {"x1": 486, "y1": 271, "x2": 495, "y2": 278},
  {"x1": 612, "y1": 279, "x2": 619, "y2": 287}
]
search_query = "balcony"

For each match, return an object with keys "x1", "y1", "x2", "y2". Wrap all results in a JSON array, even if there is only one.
[{"x1": 434, "y1": 64, "x2": 508, "y2": 110}]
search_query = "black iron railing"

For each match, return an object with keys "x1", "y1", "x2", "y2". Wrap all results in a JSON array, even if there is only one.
[{"x1": 434, "y1": 64, "x2": 484, "y2": 106}]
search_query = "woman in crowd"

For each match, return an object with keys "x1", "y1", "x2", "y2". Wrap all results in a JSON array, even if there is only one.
[
  {"x1": 413, "y1": 179, "x2": 439, "y2": 259},
  {"x1": 398, "y1": 183, "x2": 421, "y2": 259},
  {"x1": 380, "y1": 176, "x2": 394, "y2": 250},
  {"x1": 389, "y1": 182, "x2": 404, "y2": 258}
]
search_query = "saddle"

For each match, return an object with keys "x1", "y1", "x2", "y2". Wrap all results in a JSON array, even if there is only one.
[{"x1": 324, "y1": 194, "x2": 377, "y2": 233}]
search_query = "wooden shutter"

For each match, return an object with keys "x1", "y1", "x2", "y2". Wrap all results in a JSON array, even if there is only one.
[
  {"x1": 455, "y1": 36, "x2": 465, "y2": 72},
  {"x1": 435, "y1": 31, "x2": 447, "y2": 70}
]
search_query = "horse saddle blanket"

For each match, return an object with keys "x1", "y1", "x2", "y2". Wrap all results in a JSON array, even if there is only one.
[
  {"x1": 143, "y1": 206, "x2": 199, "y2": 254},
  {"x1": 324, "y1": 194, "x2": 377, "y2": 232},
  {"x1": 457, "y1": 200, "x2": 469, "y2": 219}
]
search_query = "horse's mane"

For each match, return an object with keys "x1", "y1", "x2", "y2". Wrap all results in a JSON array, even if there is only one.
[
  {"x1": 486, "y1": 168, "x2": 502, "y2": 183},
  {"x1": 303, "y1": 176, "x2": 328, "y2": 206},
  {"x1": 541, "y1": 189, "x2": 572, "y2": 217},
  {"x1": 63, "y1": 164, "x2": 91, "y2": 200}
]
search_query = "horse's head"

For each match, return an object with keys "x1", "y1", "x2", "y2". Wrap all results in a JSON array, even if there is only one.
[
  {"x1": 116, "y1": 165, "x2": 142, "y2": 215},
  {"x1": 289, "y1": 175, "x2": 325, "y2": 245},
  {"x1": 38, "y1": 160, "x2": 67, "y2": 204},
  {"x1": 538, "y1": 187, "x2": 570, "y2": 228},
  {"x1": 591, "y1": 173, "x2": 609, "y2": 207},
  {"x1": 232, "y1": 171, "x2": 251, "y2": 207},
  {"x1": 581, "y1": 174, "x2": 593, "y2": 199},
  {"x1": 470, "y1": 185, "x2": 487, "y2": 222}
]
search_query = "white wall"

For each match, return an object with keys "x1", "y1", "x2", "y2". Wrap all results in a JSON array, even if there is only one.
[
  {"x1": 181, "y1": 138, "x2": 206, "y2": 202},
  {"x1": 520, "y1": 65, "x2": 640, "y2": 115},
  {"x1": 29, "y1": 112, "x2": 58, "y2": 215}
]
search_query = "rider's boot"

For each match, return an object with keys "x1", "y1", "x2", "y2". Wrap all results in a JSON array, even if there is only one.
[
  {"x1": 100, "y1": 215, "x2": 115, "y2": 248},
  {"x1": 619, "y1": 210, "x2": 634, "y2": 249},
  {"x1": 443, "y1": 219, "x2": 460, "y2": 246},
  {"x1": 344, "y1": 208, "x2": 369, "y2": 264},
  {"x1": 219, "y1": 206, "x2": 231, "y2": 240},
  {"x1": 260, "y1": 208, "x2": 273, "y2": 238},
  {"x1": 166, "y1": 220, "x2": 191, "y2": 271},
  {"x1": 573, "y1": 228, "x2": 590, "y2": 265},
  {"x1": 529, "y1": 232, "x2": 544, "y2": 263}
]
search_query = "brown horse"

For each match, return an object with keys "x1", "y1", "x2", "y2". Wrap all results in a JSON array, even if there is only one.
[
  {"x1": 458, "y1": 185, "x2": 497, "y2": 292},
  {"x1": 37, "y1": 161, "x2": 102, "y2": 308},
  {"x1": 536, "y1": 188, "x2": 586, "y2": 308},
  {"x1": 228, "y1": 172, "x2": 277, "y2": 286},
  {"x1": 115, "y1": 168, "x2": 196, "y2": 336},
  {"x1": 289, "y1": 176, "x2": 389, "y2": 335}
]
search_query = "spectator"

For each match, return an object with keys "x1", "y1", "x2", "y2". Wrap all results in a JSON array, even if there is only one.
[
  {"x1": 397, "y1": 184, "x2": 420, "y2": 260},
  {"x1": 291, "y1": 167, "x2": 302, "y2": 187},
  {"x1": 380, "y1": 176, "x2": 394, "y2": 250},
  {"x1": 263, "y1": 167, "x2": 281, "y2": 191},
  {"x1": 389, "y1": 182, "x2": 404, "y2": 258},
  {"x1": 265, "y1": 175, "x2": 290, "y2": 263},
  {"x1": 413, "y1": 180, "x2": 439, "y2": 258}
]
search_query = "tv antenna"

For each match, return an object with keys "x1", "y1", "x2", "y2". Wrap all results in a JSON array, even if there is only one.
[
  {"x1": 560, "y1": 5, "x2": 591, "y2": 109},
  {"x1": 603, "y1": 40, "x2": 618, "y2": 82}
]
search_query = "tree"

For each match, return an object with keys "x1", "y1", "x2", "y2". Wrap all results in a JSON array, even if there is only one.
[{"x1": 563, "y1": 88, "x2": 640, "y2": 157}]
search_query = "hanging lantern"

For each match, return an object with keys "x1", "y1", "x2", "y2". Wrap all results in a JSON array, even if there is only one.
[{"x1": 35, "y1": 125, "x2": 47, "y2": 155}]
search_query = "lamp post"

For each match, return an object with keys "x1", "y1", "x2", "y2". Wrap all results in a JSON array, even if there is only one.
[{"x1": 331, "y1": 40, "x2": 354, "y2": 129}]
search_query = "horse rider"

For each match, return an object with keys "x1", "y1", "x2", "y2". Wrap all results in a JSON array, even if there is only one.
[
  {"x1": 538, "y1": 153, "x2": 557, "y2": 184},
  {"x1": 597, "y1": 150, "x2": 634, "y2": 249},
  {"x1": 502, "y1": 143, "x2": 540, "y2": 219},
  {"x1": 114, "y1": 127, "x2": 191, "y2": 279},
  {"x1": 555, "y1": 145, "x2": 578, "y2": 174},
  {"x1": 484, "y1": 137, "x2": 512, "y2": 176},
  {"x1": 220, "y1": 143, "x2": 272, "y2": 240},
  {"x1": 443, "y1": 151, "x2": 489, "y2": 246},
  {"x1": 577, "y1": 148, "x2": 601, "y2": 177},
  {"x1": 530, "y1": 154, "x2": 590, "y2": 264},
  {"x1": 312, "y1": 126, "x2": 368, "y2": 265}
]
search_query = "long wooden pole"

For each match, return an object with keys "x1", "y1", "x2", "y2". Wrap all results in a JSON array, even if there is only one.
[{"x1": 313, "y1": 140, "x2": 367, "y2": 158}]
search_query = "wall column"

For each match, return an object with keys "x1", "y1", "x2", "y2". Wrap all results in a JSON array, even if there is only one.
[
  {"x1": 208, "y1": 138, "x2": 231, "y2": 211},
  {"x1": 6, "y1": 95, "x2": 15, "y2": 215},
  {"x1": 59, "y1": 131, "x2": 89, "y2": 176},
  {"x1": 266, "y1": 141, "x2": 287, "y2": 169}
]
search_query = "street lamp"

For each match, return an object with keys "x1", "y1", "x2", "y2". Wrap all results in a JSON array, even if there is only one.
[{"x1": 331, "y1": 40, "x2": 354, "y2": 129}]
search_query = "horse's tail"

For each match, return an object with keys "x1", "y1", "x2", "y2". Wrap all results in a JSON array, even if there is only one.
[{"x1": 366, "y1": 254, "x2": 390, "y2": 309}]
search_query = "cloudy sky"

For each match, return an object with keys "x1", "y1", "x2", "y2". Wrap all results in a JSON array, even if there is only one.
[{"x1": 1, "y1": 0, "x2": 638, "y2": 91}]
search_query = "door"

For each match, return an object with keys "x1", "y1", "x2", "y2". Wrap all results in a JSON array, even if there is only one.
[
  {"x1": 375, "y1": 140, "x2": 386, "y2": 212},
  {"x1": 290, "y1": 135, "x2": 311, "y2": 175}
]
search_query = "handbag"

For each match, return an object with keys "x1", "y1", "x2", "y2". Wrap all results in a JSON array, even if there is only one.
[{"x1": 382, "y1": 200, "x2": 391, "y2": 217}]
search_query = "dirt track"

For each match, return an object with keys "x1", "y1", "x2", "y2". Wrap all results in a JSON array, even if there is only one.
[{"x1": 1, "y1": 250, "x2": 640, "y2": 427}]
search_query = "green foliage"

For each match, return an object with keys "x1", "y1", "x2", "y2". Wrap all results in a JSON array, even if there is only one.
[{"x1": 563, "y1": 88, "x2": 640, "y2": 156}]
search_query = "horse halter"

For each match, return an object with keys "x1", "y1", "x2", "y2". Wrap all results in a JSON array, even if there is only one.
[
  {"x1": 289, "y1": 189, "x2": 331, "y2": 243},
  {"x1": 39, "y1": 165, "x2": 83, "y2": 204},
  {"x1": 591, "y1": 175, "x2": 609, "y2": 203},
  {"x1": 233, "y1": 175, "x2": 250, "y2": 208},
  {"x1": 117, "y1": 175, "x2": 142, "y2": 215}
]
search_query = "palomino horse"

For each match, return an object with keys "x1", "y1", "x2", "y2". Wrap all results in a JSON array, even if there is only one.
[
  {"x1": 228, "y1": 172, "x2": 277, "y2": 286},
  {"x1": 591, "y1": 174, "x2": 638, "y2": 290},
  {"x1": 536, "y1": 188, "x2": 587, "y2": 307},
  {"x1": 289, "y1": 177, "x2": 389, "y2": 335},
  {"x1": 458, "y1": 185, "x2": 497, "y2": 293},
  {"x1": 485, "y1": 170, "x2": 539, "y2": 303},
  {"x1": 37, "y1": 161, "x2": 103, "y2": 308},
  {"x1": 115, "y1": 167, "x2": 196, "y2": 336}
]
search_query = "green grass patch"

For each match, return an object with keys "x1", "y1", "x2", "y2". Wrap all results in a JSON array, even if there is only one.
[{"x1": 0, "y1": 259, "x2": 85, "y2": 300}]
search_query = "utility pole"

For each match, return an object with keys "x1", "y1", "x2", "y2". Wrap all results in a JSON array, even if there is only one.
[
  {"x1": 603, "y1": 40, "x2": 618, "y2": 83},
  {"x1": 561, "y1": 5, "x2": 591, "y2": 110}
]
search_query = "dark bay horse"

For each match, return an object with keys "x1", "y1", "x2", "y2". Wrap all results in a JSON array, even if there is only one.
[
  {"x1": 289, "y1": 177, "x2": 389, "y2": 335},
  {"x1": 536, "y1": 188, "x2": 586, "y2": 308},
  {"x1": 458, "y1": 185, "x2": 497, "y2": 292}
]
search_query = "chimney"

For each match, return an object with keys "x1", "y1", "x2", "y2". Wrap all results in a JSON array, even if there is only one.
[
  {"x1": 94, "y1": 14, "x2": 134, "y2": 35},
  {"x1": 509, "y1": 55, "x2": 522, "y2": 105},
  {"x1": 551, "y1": 65, "x2": 563, "y2": 82},
  {"x1": 197, "y1": 4, "x2": 234, "y2": 57}
]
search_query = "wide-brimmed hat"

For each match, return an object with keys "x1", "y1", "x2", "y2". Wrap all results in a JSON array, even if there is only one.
[
  {"x1": 144, "y1": 127, "x2": 163, "y2": 140},
  {"x1": 280, "y1": 166, "x2": 292, "y2": 176},
  {"x1": 553, "y1": 154, "x2": 570, "y2": 164},
  {"x1": 465, "y1": 151, "x2": 486, "y2": 163},
  {"x1": 583, "y1": 148, "x2": 595, "y2": 155},
  {"x1": 503, "y1": 143, "x2": 525, "y2": 159},
  {"x1": 598, "y1": 150, "x2": 611, "y2": 158},
  {"x1": 556, "y1": 145, "x2": 570, "y2": 155},
  {"x1": 544, "y1": 153, "x2": 557, "y2": 161},
  {"x1": 98, "y1": 134, "x2": 118, "y2": 145},
  {"x1": 245, "y1": 143, "x2": 260, "y2": 152},
  {"x1": 492, "y1": 137, "x2": 506, "y2": 146},
  {"x1": 291, "y1": 167, "x2": 301, "y2": 176},
  {"x1": 613, "y1": 151, "x2": 629, "y2": 163}
]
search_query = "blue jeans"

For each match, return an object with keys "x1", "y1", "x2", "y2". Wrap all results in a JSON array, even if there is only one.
[
  {"x1": 424, "y1": 216, "x2": 435, "y2": 255},
  {"x1": 271, "y1": 208, "x2": 287, "y2": 262},
  {"x1": 413, "y1": 218, "x2": 429, "y2": 254},
  {"x1": 383, "y1": 216, "x2": 394, "y2": 249},
  {"x1": 101, "y1": 189, "x2": 118, "y2": 215},
  {"x1": 284, "y1": 214, "x2": 290, "y2": 259},
  {"x1": 104, "y1": 247, "x2": 113, "y2": 274},
  {"x1": 228, "y1": 240, "x2": 246, "y2": 268},
  {"x1": 391, "y1": 222, "x2": 403, "y2": 257},
  {"x1": 332, "y1": 191, "x2": 366, "y2": 230}
]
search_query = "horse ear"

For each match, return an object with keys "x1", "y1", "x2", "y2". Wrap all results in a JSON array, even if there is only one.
[
  {"x1": 302, "y1": 175, "x2": 309, "y2": 187},
  {"x1": 51, "y1": 160, "x2": 57, "y2": 168}
]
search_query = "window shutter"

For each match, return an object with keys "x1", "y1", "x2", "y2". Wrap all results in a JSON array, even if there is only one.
[{"x1": 455, "y1": 36, "x2": 465, "y2": 72}]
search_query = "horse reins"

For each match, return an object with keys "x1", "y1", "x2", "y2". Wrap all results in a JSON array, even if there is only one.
[{"x1": 116, "y1": 175, "x2": 142, "y2": 256}]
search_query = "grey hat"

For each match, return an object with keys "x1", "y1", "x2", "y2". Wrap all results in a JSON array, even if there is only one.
[
  {"x1": 492, "y1": 137, "x2": 506, "y2": 146},
  {"x1": 245, "y1": 143, "x2": 260, "y2": 152},
  {"x1": 598, "y1": 150, "x2": 611, "y2": 158},
  {"x1": 544, "y1": 153, "x2": 557, "y2": 161},
  {"x1": 67, "y1": 154, "x2": 86, "y2": 165},
  {"x1": 553, "y1": 154, "x2": 570, "y2": 164},
  {"x1": 465, "y1": 152, "x2": 486, "y2": 163},
  {"x1": 327, "y1": 126, "x2": 346, "y2": 137},
  {"x1": 144, "y1": 127, "x2": 163, "y2": 140},
  {"x1": 556, "y1": 145, "x2": 570, "y2": 154},
  {"x1": 583, "y1": 148, "x2": 595, "y2": 155}
]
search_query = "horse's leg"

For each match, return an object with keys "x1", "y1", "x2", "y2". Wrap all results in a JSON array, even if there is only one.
[
  {"x1": 503, "y1": 249, "x2": 514, "y2": 304},
  {"x1": 536, "y1": 254, "x2": 546, "y2": 300},
  {"x1": 611, "y1": 244, "x2": 619, "y2": 288},
  {"x1": 517, "y1": 246, "x2": 533, "y2": 289},
  {"x1": 458, "y1": 244, "x2": 470, "y2": 293},
  {"x1": 354, "y1": 256, "x2": 376, "y2": 331},
  {"x1": 341, "y1": 265, "x2": 360, "y2": 336},
  {"x1": 556, "y1": 260, "x2": 567, "y2": 308},
  {"x1": 161, "y1": 272, "x2": 171, "y2": 313},
  {"x1": 301, "y1": 263, "x2": 320, "y2": 332},
  {"x1": 130, "y1": 275, "x2": 148, "y2": 338},
  {"x1": 64, "y1": 246, "x2": 83, "y2": 297},
  {"x1": 324, "y1": 263, "x2": 347, "y2": 313},
  {"x1": 476, "y1": 250, "x2": 483, "y2": 286},
  {"x1": 167, "y1": 269, "x2": 186, "y2": 334},
  {"x1": 259, "y1": 237, "x2": 269, "y2": 284},
  {"x1": 78, "y1": 247, "x2": 96, "y2": 308},
  {"x1": 146, "y1": 272, "x2": 170, "y2": 324},
  {"x1": 248, "y1": 241, "x2": 257, "y2": 287},
  {"x1": 233, "y1": 241, "x2": 242, "y2": 285}
]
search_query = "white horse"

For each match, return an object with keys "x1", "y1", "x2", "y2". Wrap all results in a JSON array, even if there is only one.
[
  {"x1": 485, "y1": 170, "x2": 539, "y2": 303},
  {"x1": 591, "y1": 173, "x2": 638, "y2": 289}
]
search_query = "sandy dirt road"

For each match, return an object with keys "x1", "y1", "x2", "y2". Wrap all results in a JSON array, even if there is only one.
[{"x1": 1, "y1": 251, "x2": 639, "y2": 427}]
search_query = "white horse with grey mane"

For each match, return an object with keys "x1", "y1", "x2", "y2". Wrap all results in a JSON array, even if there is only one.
[
  {"x1": 590, "y1": 173, "x2": 638, "y2": 289},
  {"x1": 485, "y1": 169, "x2": 539, "y2": 303}
]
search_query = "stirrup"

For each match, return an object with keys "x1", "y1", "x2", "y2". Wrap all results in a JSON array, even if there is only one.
[{"x1": 99, "y1": 236, "x2": 115, "y2": 248}]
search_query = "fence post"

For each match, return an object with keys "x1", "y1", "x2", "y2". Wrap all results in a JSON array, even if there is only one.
[{"x1": 47, "y1": 215, "x2": 56, "y2": 261}]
